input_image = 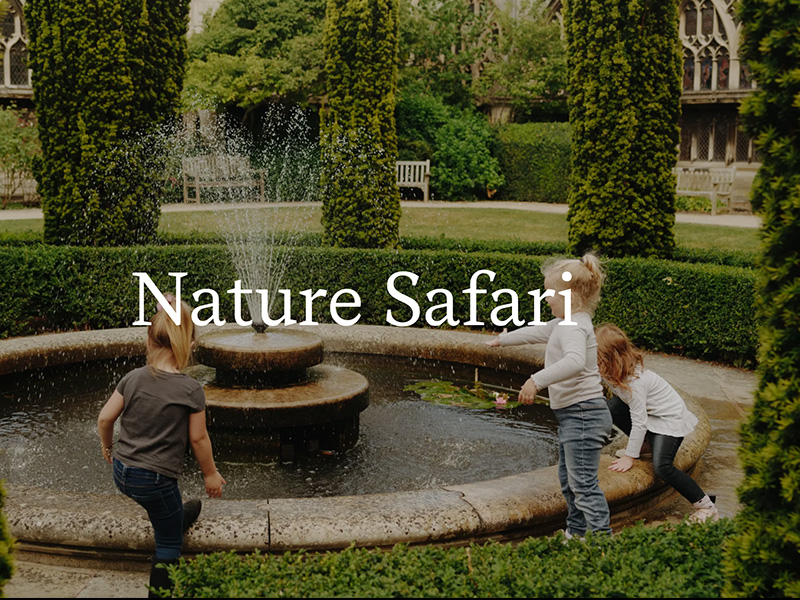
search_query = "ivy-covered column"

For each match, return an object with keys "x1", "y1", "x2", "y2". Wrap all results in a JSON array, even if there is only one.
[
  {"x1": 723, "y1": 0, "x2": 800, "y2": 595},
  {"x1": 320, "y1": 0, "x2": 401, "y2": 248},
  {"x1": 564, "y1": 0, "x2": 681, "y2": 257},
  {"x1": 27, "y1": 0, "x2": 189, "y2": 246}
]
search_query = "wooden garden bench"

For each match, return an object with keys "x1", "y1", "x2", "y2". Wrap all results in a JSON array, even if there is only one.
[
  {"x1": 396, "y1": 160, "x2": 431, "y2": 201},
  {"x1": 674, "y1": 166, "x2": 736, "y2": 216},
  {"x1": 182, "y1": 155, "x2": 265, "y2": 203}
]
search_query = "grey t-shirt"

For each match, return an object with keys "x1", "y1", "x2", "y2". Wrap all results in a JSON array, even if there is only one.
[{"x1": 114, "y1": 366, "x2": 206, "y2": 479}]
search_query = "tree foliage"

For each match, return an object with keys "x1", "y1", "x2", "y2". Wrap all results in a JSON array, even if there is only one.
[
  {"x1": 26, "y1": 0, "x2": 189, "y2": 245},
  {"x1": 185, "y1": 0, "x2": 326, "y2": 109},
  {"x1": 185, "y1": 0, "x2": 566, "y2": 119},
  {"x1": 564, "y1": 0, "x2": 680, "y2": 258},
  {"x1": 320, "y1": 0, "x2": 400, "y2": 248},
  {"x1": 0, "y1": 106, "x2": 39, "y2": 207},
  {"x1": 472, "y1": 0, "x2": 566, "y2": 121},
  {"x1": 722, "y1": 0, "x2": 800, "y2": 596}
]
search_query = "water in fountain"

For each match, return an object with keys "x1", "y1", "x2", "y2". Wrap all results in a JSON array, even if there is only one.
[{"x1": 185, "y1": 106, "x2": 319, "y2": 330}]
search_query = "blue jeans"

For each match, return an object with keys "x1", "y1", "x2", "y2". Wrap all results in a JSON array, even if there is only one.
[
  {"x1": 113, "y1": 458, "x2": 184, "y2": 560},
  {"x1": 553, "y1": 398, "x2": 613, "y2": 535}
]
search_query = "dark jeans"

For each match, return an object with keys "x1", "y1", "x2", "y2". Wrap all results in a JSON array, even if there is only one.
[
  {"x1": 113, "y1": 458, "x2": 184, "y2": 559},
  {"x1": 607, "y1": 395, "x2": 705, "y2": 504},
  {"x1": 552, "y1": 398, "x2": 613, "y2": 535}
]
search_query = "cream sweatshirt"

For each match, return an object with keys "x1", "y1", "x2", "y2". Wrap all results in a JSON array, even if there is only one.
[{"x1": 498, "y1": 313, "x2": 604, "y2": 410}]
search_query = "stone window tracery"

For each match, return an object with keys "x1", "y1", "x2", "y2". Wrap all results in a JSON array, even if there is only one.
[
  {"x1": 1, "y1": 0, "x2": 30, "y2": 89},
  {"x1": 680, "y1": 0, "x2": 740, "y2": 92}
]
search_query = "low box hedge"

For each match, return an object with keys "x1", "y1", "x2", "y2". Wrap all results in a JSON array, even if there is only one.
[
  {"x1": 0, "y1": 244, "x2": 757, "y2": 365},
  {"x1": 162, "y1": 520, "x2": 736, "y2": 598},
  {"x1": 0, "y1": 231, "x2": 759, "y2": 270}
]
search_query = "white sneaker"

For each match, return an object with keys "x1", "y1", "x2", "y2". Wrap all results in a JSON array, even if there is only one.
[
  {"x1": 560, "y1": 528, "x2": 586, "y2": 543},
  {"x1": 689, "y1": 505, "x2": 720, "y2": 523}
]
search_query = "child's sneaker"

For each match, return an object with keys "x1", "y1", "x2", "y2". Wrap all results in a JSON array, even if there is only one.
[
  {"x1": 689, "y1": 505, "x2": 720, "y2": 523},
  {"x1": 560, "y1": 528, "x2": 586, "y2": 543},
  {"x1": 182, "y1": 499, "x2": 202, "y2": 532}
]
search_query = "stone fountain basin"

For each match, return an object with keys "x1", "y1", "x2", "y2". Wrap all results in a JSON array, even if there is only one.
[{"x1": 0, "y1": 325, "x2": 711, "y2": 565}]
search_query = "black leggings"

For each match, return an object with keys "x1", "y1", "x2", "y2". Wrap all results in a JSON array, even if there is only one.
[{"x1": 607, "y1": 395, "x2": 706, "y2": 504}]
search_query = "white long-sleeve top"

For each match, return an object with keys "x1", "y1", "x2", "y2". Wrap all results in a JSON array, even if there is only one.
[
  {"x1": 497, "y1": 313, "x2": 604, "y2": 410},
  {"x1": 608, "y1": 367, "x2": 698, "y2": 458}
]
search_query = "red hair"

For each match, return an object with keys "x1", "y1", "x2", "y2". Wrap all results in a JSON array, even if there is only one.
[{"x1": 595, "y1": 323, "x2": 643, "y2": 392}]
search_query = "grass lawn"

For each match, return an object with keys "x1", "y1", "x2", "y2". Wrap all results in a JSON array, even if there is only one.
[{"x1": 0, "y1": 205, "x2": 761, "y2": 253}]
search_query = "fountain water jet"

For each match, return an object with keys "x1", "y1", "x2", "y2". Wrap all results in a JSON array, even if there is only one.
[{"x1": 182, "y1": 108, "x2": 371, "y2": 460}]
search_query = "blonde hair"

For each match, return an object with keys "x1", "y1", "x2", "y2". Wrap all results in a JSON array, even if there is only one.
[
  {"x1": 595, "y1": 323, "x2": 643, "y2": 392},
  {"x1": 147, "y1": 300, "x2": 195, "y2": 371},
  {"x1": 542, "y1": 253, "x2": 605, "y2": 313}
]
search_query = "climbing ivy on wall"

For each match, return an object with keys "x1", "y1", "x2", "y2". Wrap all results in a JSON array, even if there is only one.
[
  {"x1": 320, "y1": 0, "x2": 401, "y2": 248},
  {"x1": 26, "y1": 0, "x2": 189, "y2": 246},
  {"x1": 722, "y1": 0, "x2": 800, "y2": 595},
  {"x1": 564, "y1": 0, "x2": 681, "y2": 258}
]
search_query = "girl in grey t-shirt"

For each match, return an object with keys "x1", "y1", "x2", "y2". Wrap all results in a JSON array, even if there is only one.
[{"x1": 98, "y1": 299, "x2": 225, "y2": 597}]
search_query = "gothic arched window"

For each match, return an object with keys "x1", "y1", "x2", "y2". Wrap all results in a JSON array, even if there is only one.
[
  {"x1": 1, "y1": 0, "x2": 30, "y2": 88},
  {"x1": 680, "y1": 0, "x2": 741, "y2": 92}
]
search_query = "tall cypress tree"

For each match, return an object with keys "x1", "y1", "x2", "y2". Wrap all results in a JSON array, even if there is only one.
[
  {"x1": 565, "y1": 0, "x2": 681, "y2": 258},
  {"x1": 723, "y1": 0, "x2": 800, "y2": 595},
  {"x1": 320, "y1": 0, "x2": 400, "y2": 248},
  {"x1": 27, "y1": 0, "x2": 189, "y2": 246}
]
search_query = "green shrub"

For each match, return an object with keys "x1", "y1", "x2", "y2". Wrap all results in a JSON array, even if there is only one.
[
  {"x1": 165, "y1": 520, "x2": 735, "y2": 598},
  {"x1": 320, "y1": 0, "x2": 401, "y2": 248},
  {"x1": 494, "y1": 122, "x2": 571, "y2": 204},
  {"x1": 0, "y1": 244, "x2": 757, "y2": 365},
  {"x1": 723, "y1": 0, "x2": 800, "y2": 595},
  {"x1": 564, "y1": 0, "x2": 681, "y2": 257},
  {"x1": 0, "y1": 106, "x2": 39, "y2": 208},
  {"x1": 0, "y1": 481, "x2": 13, "y2": 595},
  {"x1": 431, "y1": 109, "x2": 504, "y2": 200},
  {"x1": 395, "y1": 92, "x2": 503, "y2": 201},
  {"x1": 396, "y1": 91, "x2": 450, "y2": 161}
]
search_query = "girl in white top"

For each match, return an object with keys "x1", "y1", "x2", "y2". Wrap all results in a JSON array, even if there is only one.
[
  {"x1": 596, "y1": 324, "x2": 719, "y2": 523},
  {"x1": 486, "y1": 254, "x2": 613, "y2": 537}
]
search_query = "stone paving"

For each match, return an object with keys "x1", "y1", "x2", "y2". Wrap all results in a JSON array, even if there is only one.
[{"x1": 4, "y1": 350, "x2": 757, "y2": 598}]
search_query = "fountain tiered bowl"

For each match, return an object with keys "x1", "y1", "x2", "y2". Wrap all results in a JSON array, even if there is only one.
[{"x1": 196, "y1": 328, "x2": 369, "y2": 460}]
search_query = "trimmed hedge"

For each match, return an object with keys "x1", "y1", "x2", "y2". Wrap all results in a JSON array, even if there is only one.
[
  {"x1": 320, "y1": 0, "x2": 401, "y2": 248},
  {"x1": 494, "y1": 123, "x2": 571, "y2": 204},
  {"x1": 0, "y1": 481, "x2": 13, "y2": 595},
  {"x1": 0, "y1": 244, "x2": 757, "y2": 365},
  {"x1": 27, "y1": 0, "x2": 189, "y2": 246},
  {"x1": 564, "y1": 0, "x2": 681, "y2": 257},
  {"x1": 0, "y1": 232, "x2": 760, "y2": 270},
  {"x1": 163, "y1": 520, "x2": 735, "y2": 598}
]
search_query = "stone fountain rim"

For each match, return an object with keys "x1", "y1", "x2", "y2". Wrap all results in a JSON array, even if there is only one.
[{"x1": 0, "y1": 324, "x2": 711, "y2": 560}]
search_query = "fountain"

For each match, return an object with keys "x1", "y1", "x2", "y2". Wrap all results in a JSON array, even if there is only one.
[
  {"x1": 0, "y1": 325, "x2": 712, "y2": 562},
  {"x1": 194, "y1": 327, "x2": 369, "y2": 460}
]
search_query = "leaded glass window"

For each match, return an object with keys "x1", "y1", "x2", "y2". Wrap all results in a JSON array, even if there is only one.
[
  {"x1": 680, "y1": 0, "x2": 745, "y2": 92},
  {"x1": 1, "y1": 0, "x2": 30, "y2": 88}
]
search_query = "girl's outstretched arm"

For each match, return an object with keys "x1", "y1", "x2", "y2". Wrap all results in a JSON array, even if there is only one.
[
  {"x1": 189, "y1": 410, "x2": 226, "y2": 498},
  {"x1": 98, "y1": 391, "x2": 124, "y2": 463}
]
